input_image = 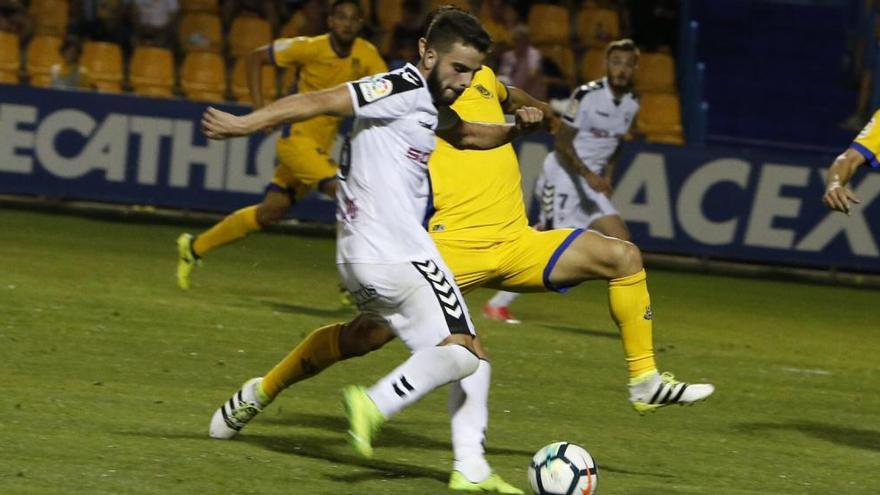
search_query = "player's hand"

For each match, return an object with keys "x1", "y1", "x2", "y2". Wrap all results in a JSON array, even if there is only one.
[
  {"x1": 201, "y1": 107, "x2": 251, "y2": 140},
  {"x1": 515, "y1": 106, "x2": 544, "y2": 134},
  {"x1": 584, "y1": 171, "x2": 612, "y2": 195},
  {"x1": 823, "y1": 183, "x2": 860, "y2": 214}
]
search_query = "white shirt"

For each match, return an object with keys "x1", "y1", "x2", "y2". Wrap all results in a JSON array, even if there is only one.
[
  {"x1": 131, "y1": 0, "x2": 179, "y2": 28},
  {"x1": 337, "y1": 63, "x2": 441, "y2": 264},
  {"x1": 561, "y1": 77, "x2": 638, "y2": 174}
]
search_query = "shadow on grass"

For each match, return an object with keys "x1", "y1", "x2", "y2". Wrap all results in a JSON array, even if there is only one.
[
  {"x1": 262, "y1": 301, "x2": 355, "y2": 319},
  {"x1": 736, "y1": 421, "x2": 880, "y2": 452},
  {"x1": 537, "y1": 323, "x2": 619, "y2": 340}
]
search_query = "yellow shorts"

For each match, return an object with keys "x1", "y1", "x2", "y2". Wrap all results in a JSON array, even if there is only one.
[
  {"x1": 434, "y1": 227, "x2": 585, "y2": 294},
  {"x1": 270, "y1": 135, "x2": 337, "y2": 200}
]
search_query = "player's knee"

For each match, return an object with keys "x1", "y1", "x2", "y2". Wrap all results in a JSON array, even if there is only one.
[
  {"x1": 339, "y1": 312, "x2": 394, "y2": 358},
  {"x1": 610, "y1": 240, "x2": 643, "y2": 277},
  {"x1": 255, "y1": 204, "x2": 286, "y2": 227},
  {"x1": 441, "y1": 339, "x2": 480, "y2": 378}
]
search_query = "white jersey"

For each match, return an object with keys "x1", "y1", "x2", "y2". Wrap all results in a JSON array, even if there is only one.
[
  {"x1": 337, "y1": 63, "x2": 440, "y2": 264},
  {"x1": 561, "y1": 77, "x2": 638, "y2": 174}
]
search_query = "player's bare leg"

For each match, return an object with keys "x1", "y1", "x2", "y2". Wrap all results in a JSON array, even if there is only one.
[
  {"x1": 549, "y1": 231, "x2": 714, "y2": 413},
  {"x1": 587, "y1": 214, "x2": 630, "y2": 241}
]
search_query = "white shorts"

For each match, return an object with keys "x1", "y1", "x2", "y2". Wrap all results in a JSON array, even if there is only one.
[
  {"x1": 337, "y1": 258, "x2": 476, "y2": 351},
  {"x1": 536, "y1": 152, "x2": 619, "y2": 229}
]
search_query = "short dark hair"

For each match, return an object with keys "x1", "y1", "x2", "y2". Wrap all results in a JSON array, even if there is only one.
[
  {"x1": 331, "y1": 0, "x2": 361, "y2": 14},
  {"x1": 424, "y1": 7, "x2": 491, "y2": 54},
  {"x1": 605, "y1": 38, "x2": 640, "y2": 61}
]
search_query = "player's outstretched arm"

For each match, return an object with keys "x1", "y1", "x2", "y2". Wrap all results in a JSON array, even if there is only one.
[
  {"x1": 823, "y1": 147, "x2": 865, "y2": 214},
  {"x1": 202, "y1": 84, "x2": 354, "y2": 139},
  {"x1": 437, "y1": 106, "x2": 544, "y2": 150},
  {"x1": 504, "y1": 86, "x2": 560, "y2": 133},
  {"x1": 554, "y1": 123, "x2": 612, "y2": 194}
]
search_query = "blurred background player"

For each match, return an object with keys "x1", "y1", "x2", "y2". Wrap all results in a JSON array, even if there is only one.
[
  {"x1": 176, "y1": 0, "x2": 386, "y2": 290},
  {"x1": 485, "y1": 39, "x2": 640, "y2": 323},
  {"x1": 824, "y1": 108, "x2": 880, "y2": 214}
]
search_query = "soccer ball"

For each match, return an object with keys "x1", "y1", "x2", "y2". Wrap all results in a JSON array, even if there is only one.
[{"x1": 528, "y1": 442, "x2": 598, "y2": 495}]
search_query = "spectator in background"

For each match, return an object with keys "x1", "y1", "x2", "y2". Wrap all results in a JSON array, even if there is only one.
[
  {"x1": 279, "y1": 0, "x2": 327, "y2": 38},
  {"x1": 69, "y1": 0, "x2": 130, "y2": 50},
  {"x1": 0, "y1": 0, "x2": 34, "y2": 41},
  {"x1": 129, "y1": 0, "x2": 180, "y2": 48},
  {"x1": 479, "y1": 0, "x2": 519, "y2": 54},
  {"x1": 498, "y1": 24, "x2": 546, "y2": 100},
  {"x1": 50, "y1": 37, "x2": 94, "y2": 90},
  {"x1": 387, "y1": 0, "x2": 421, "y2": 69}
]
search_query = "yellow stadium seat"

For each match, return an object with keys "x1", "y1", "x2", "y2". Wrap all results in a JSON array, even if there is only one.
[
  {"x1": 528, "y1": 4, "x2": 570, "y2": 46},
  {"x1": 179, "y1": 13, "x2": 222, "y2": 52},
  {"x1": 30, "y1": 0, "x2": 69, "y2": 36},
  {"x1": 635, "y1": 51, "x2": 676, "y2": 94},
  {"x1": 231, "y1": 57, "x2": 277, "y2": 104},
  {"x1": 81, "y1": 41, "x2": 123, "y2": 92},
  {"x1": 280, "y1": 12, "x2": 305, "y2": 38},
  {"x1": 130, "y1": 46, "x2": 175, "y2": 97},
  {"x1": 26, "y1": 35, "x2": 63, "y2": 87},
  {"x1": 579, "y1": 46, "x2": 606, "y2": 83},
  {"x1": 375, "y1": 0, "x2": 403, "y2": 30},
  {"x1": 228, "y1": 14, "x2": 272, "y2": 58},
  {"x1": 181, "y1": 51, "x2": 227, "y2": 102},
  {"x1": 638, "y1": 92, "x2": 684, "y2": 144},
  {"x1": 181, "y1": 0, "x2": 218, "y2": 14},
  {"x1": 576, "y1": 5, "x2": 619, "y2": 47},
  {"x1": 0, "y1": 31, "x2": 21, "y2": 82},
  {"x1": 540, "y1": 44, "x2": 575, "y2": 85}
]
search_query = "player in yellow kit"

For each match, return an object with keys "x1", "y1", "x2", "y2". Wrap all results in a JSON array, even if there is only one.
[
  {"x1": 176, "y1": 0, "x2": 386, "y2": 289},
  {"x1": 823, "y1": 108, "x2": 880, "y2": 213}
]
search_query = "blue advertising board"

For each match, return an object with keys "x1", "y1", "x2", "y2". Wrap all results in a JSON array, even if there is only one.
[{"x1": 2, "y1": 85, "x2": 879, "y2": 272}]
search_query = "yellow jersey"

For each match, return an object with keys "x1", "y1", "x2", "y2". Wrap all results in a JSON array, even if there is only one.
[
  {"x1": 270, "y1": 34, "x2": 387, "y2": 151},
  {"x1": 428, "y1": 66, "x2": 530, "y2": 242},
  {"x1": 852, "y1": 109, "x2": 880, "y2": 168}
]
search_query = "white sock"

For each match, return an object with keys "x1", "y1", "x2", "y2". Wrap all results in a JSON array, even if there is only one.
[
  {"x1": 488, "y1": 291, "x2": 519, "y2": 308},
  {"x1": 449, "y1": 360, "x2": 491, "y2": 482},
  {"x1": 367, "y1": 344, "x2": 479, "y2": 418}
]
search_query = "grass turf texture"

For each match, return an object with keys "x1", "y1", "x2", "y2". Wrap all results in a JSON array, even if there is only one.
[{"x1": 1, "y1": 208, "x2": 878, "y2": 494}]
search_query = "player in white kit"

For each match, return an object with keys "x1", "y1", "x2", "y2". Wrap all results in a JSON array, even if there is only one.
[
  {"x1": 485, "y1": 39, "x2": 640, "y2": 322},
  {"x1": 202, "y1": 9, "x2": 542, "y2": 493}
]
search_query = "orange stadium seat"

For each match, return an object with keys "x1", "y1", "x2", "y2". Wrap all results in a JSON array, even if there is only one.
[
  {"x1": 576, "y1": 4, "x2": 619, "y2": 48},
  {"x1": 181, "y1": 51, "x2": 227, "y2": 102},
  {"x1": 29, "y1": 0, "x2": 69, "y2": 36},
  {"x1": 375, "y1": 0, "x2": 403, "y2": 30},
  {"x1": 181, "y1": 0, "x2": 218, "y2": 14},
  {"x1": 228, "y1": 14, "x2": 272, "y2": 58},
  {"x1": 26, "y1": 35, "x2": 63, "y2": 87},
  {"x1": 231, "y1": 57, "x2": 277, "y2": 104},
  {"x1": 638, "y1": 92, "x2": 684, "y2": 144},
  {"x1": 130, "y1": 46, "x2": 175, "y2": 97},
  {"x1": 0, "y1": 31, "x2": 21, "y2": 83},
  {"x1": 579, "y1": 46, "x2": 606, "y2": 83},
  {"x1": 280, "y1": 12, "x2": 305, "y2": 38},
  {"x1": 528, "y1": 4, "x2": 570, "y2": 46},
  {"x1": 635, "y1": 51, "x2": 676, "y2": 94},
  {"x1": 541, "y1": 44, "x2": 575, "y2": 85},
  {"x1": 179, "y1": 13, "x2": 222, "y2": 52},
  {"x1": 81, "y1": 41, "x2": 123, "y2": 92}
]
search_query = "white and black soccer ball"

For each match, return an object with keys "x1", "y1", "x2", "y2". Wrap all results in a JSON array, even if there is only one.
[{"x1": 528, "y1": 441, "x2": 598, "y2": 495}]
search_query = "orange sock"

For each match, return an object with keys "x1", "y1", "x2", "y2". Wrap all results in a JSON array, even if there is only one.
[
  {"x1": 261, "y1": 323, "x2": 344, "y2": 399},
  {"x1": 608, "y1": 269, "x2": 657, "y2": 379},
  {"x1": 192, "y1": 205, "x2": 260, "y2": 257}
]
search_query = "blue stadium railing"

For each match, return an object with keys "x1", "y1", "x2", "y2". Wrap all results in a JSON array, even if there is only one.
[{"x1": 677, "y1": 1, "x2": 709, "y2": 146}]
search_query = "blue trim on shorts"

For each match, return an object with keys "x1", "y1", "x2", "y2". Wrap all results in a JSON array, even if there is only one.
[
  {"x1": 542, "y1": 228, "x2": 585, "y2": 293},
  {"x1": 851, "y1": 142, "x2": 880, "y2": 168},
  {"x1": 265, "y1": 182, "x2": 296, "y2": 202}
]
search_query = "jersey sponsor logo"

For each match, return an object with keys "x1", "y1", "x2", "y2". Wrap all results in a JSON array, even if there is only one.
[
  {"x1": 405, "y1": 146, "x2": 431, "y2": 165},
  {"x1": 474, "y1": 83, "x2": 492, "y2": 99},
  {"x1": 589, "y1": 127, "x2": 623, "y2": 139},
  {"x1": 358, "y1": 78, "x2": 394, "y2": 103}
]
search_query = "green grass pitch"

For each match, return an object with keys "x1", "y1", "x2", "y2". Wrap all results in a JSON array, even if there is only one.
[{"x1": 1, "y1": 208, "x2": 878, "y2": 494}]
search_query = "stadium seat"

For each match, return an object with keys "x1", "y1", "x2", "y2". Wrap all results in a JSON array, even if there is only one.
[
  {"x1": 130, "y1": 46, "x2": 175, "y2": 97},
  {"x1": 579, "y1": 47, "x2": 606, "y2": 83},
  {"x1": 280, "y1": 12, "x2": 305, "y2": 38},
  {"x1": 576, "y1": 4, "x2": 619, "y2": 48},
  {"x1": 638, "y1": 92, "x2": 684, "y2": 144},
  {"x1": 29, "y1": 0, "x2": 69, "y2": 36},
  {"x1": 528, "y1": 4, "x2": 570, "y2": 46},
  {"x1": 231, "y1": 57, "x2": 277, "y2": 104},
  {"x1": 541, "y1": 44, "x2": 575, "y2": 85},
  {"x1": 635, "y1": 52, "x2": 676, "y2": 93},
  {"x1": 428, "y1": 0, "x2": 470, "y2": 12},
  {"x1": 179, "y1": 13, "x2": 222, "y2": 52},
  {"x1": 181, "y1": 51, "x2": 227, "y2": 102},
  {"x1": 181, "y1": 0, "x2": 218, "y2": 14},
  {"x1": 375, "y1": 0, "x2": 403, "y2": 30},
  {"x1": 26, "y1": 35, "x2": 63, "y2": 87},
  {"x1": 81, "y1": 41, "x2": 123, "y2": 93},
  {"x1": 0, "y1": 31, "x2": 21, "y2": 83},
  {"x1": 228, "y1": 14, "x2": 272, "y2": 58}
]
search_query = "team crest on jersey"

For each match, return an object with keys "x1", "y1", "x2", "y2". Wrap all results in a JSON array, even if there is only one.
[
  {"x1": 474, "y1": 84, "x2": 492, "y2": 99},
  {"x1": 358, "y1": 78, "x2": 393, "y2": 102}
]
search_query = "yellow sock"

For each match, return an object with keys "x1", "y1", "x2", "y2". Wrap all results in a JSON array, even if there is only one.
[
  {"x1": 192, "y1": 205, "x2": 260, "y2": 257},
  {"x1": 261, "y1": 323, "x2": 344, "y2": 399},
  {"x1": 608, "y1": 269, "x2": 657, "y2": 379}
]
